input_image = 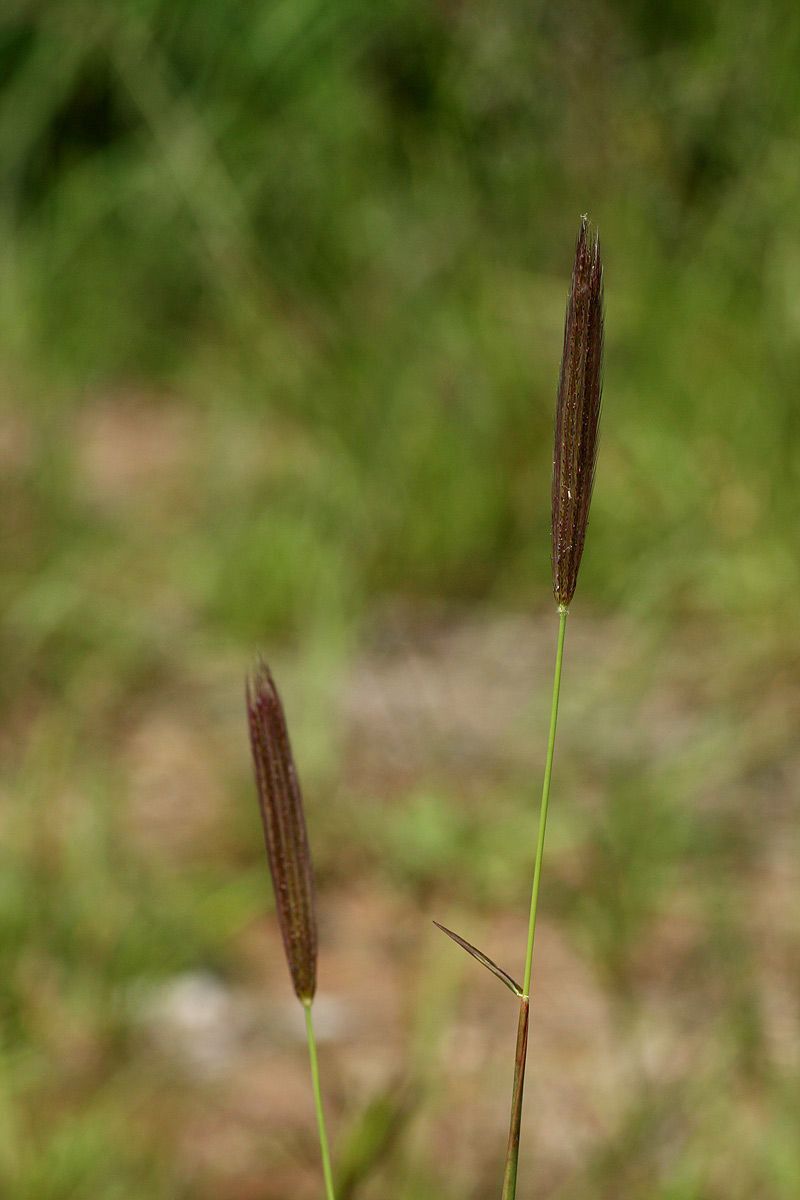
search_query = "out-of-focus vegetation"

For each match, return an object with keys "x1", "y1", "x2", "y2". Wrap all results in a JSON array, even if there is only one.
[{"x1": 1, "y1": 1, "x2": 799, "y2": 1197}]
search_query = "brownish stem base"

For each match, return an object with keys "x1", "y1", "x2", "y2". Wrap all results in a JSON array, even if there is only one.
[{"x1": 501, "y1": 997, "x2": 530, "y2": 1200}]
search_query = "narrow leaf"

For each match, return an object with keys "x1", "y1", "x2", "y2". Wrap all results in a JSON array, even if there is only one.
[{"x1": 433, "y1": 921, "x2": 522, "y2": 996}]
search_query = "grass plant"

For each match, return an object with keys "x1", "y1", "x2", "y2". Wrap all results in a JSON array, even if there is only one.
[
  {"x1": 435, "y1": 217, "x2": 604, "y2": 1198},
  {"x1": 501, "y1": 216, "x2": 604, "y2": 1199},
  {"x1": 246, "y1": 663, "x2": 336, "y2": 1200}
]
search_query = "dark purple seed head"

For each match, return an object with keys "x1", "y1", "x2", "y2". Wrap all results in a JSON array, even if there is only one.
[
  {"x1": 246, "y1": 662, "x2": 317, "y2": 1002},
  {"x1": 552, "y1": 216, "x2": 604, "y2": 609}
]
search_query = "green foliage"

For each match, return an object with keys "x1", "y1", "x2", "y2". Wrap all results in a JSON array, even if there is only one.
[{"x1": 3, "y1": 0, "x2": 800, "y2": 637}]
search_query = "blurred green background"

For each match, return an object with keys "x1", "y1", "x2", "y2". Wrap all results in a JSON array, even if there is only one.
[{"x1": 1, "y1": 1, "x2": 799, "y2": 1196}]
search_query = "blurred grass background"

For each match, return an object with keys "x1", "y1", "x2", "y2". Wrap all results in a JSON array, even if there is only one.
[{"x1": 1, "y1": 0, "x2": 799, "y2": 1196}]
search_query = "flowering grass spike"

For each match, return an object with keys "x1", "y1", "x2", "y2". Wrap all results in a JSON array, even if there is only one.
[
  {"x1": 246, "y1": 661, "x2": 317, "y2": 1003},
  {"x1": 552, "y1": 215, "x2": 604, "y2": 609}
]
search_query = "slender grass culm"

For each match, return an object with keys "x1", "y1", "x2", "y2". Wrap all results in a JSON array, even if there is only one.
[
  {"x1": 502, "y1": 215, "x2": 604, "y2": 1199},
  {"x1": 246, "y1": 663, "x2": 337, "y2": 1200}
]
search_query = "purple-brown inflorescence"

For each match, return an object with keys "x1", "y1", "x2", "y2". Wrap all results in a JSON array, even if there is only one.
[
  {"x1": 552, "y1": 215, "x2": 604, "y2": 609},
  {"x1": 246, "y1": 662, "x2": 317, "y2": 1003}
]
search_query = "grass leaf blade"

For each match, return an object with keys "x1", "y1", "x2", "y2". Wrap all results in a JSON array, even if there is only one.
[{"x1": 433, "y1": 921, "x2": 522, "y2": 996}]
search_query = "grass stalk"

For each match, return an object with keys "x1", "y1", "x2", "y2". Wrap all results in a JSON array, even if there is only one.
[
  {"x1": 304, "y1": 1001, "x2": 337, "y2": 1200},
  {"x1": 522, "y1": 606, "x2": 568, "y2": 999},
  {"x1": 501, "y1": 606, "x2": 568, "y2": 1200},
  {"x1": 499, "y1": 212, "x2": 603, "y2": 1199}
]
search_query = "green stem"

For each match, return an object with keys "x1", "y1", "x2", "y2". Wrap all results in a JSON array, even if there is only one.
[
  {"x1": 522, "y1": 606, "x2": 568, "y2": 998},
  {"x1": 303, "y1": 1001, "x2": 337, "y2": 1200},
  {"x1": 501, "y1": 606, "x2": 568, "y2": 1200}
]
